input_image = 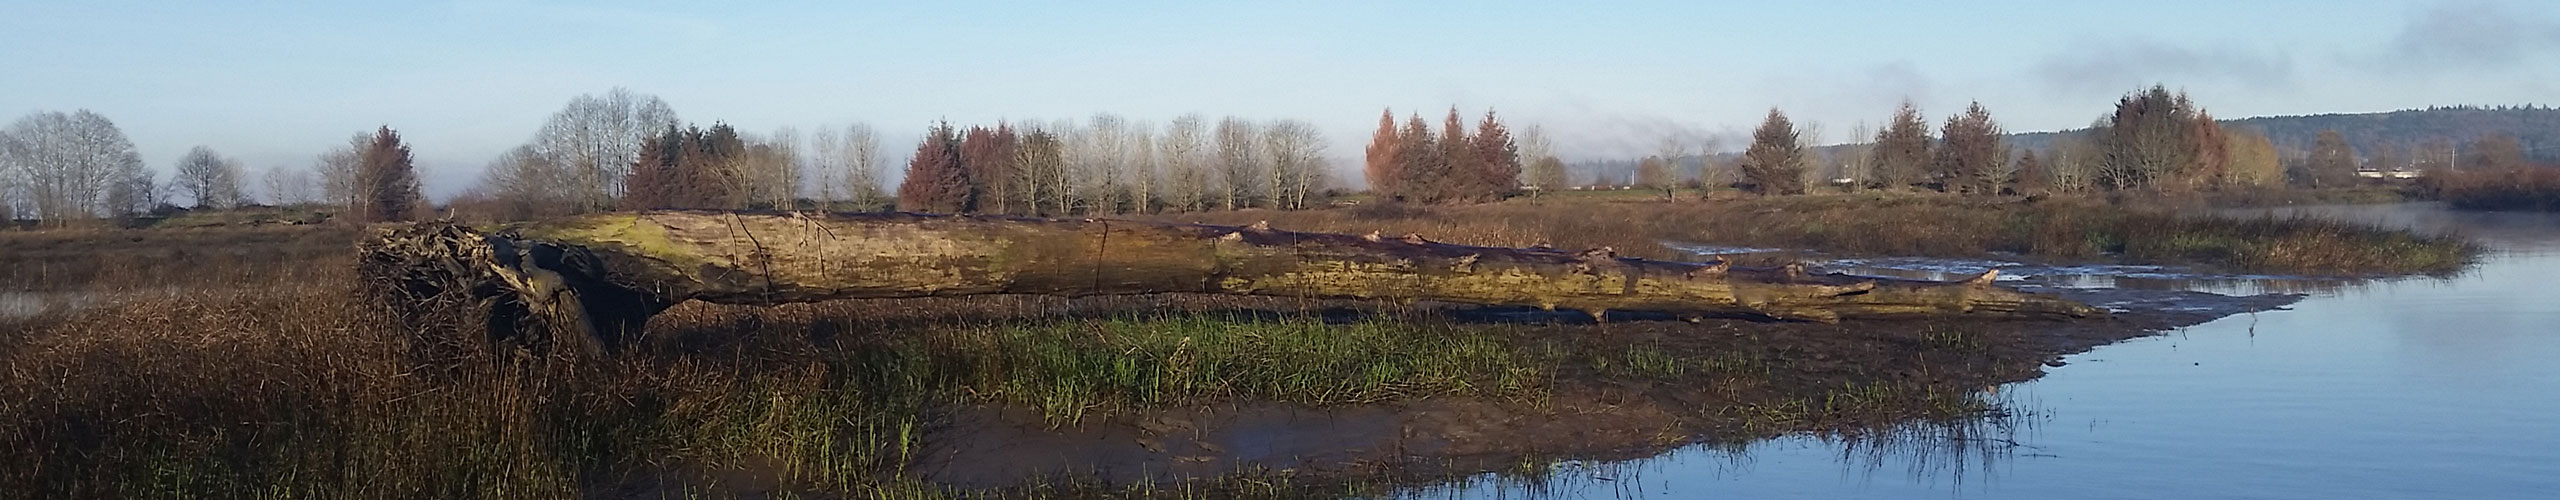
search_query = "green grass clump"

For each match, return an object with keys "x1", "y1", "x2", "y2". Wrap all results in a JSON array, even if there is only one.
[{"x1": 925, "y1": 316, "x2": 1548, "y2": 426}]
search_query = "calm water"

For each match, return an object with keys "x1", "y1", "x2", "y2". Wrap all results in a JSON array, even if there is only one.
[{"x1": 1416, "y1": 203, "x2": 2560, "y2": 499}]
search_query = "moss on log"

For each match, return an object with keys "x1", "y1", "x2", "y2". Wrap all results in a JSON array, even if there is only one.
[{"x1": 359, "y1": 211, "x2": 2103, "y2": 352}]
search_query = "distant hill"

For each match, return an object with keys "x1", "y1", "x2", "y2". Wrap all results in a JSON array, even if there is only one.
[{"x1": 2008, "y1": 105, "x2": 2560, "y2": 162}]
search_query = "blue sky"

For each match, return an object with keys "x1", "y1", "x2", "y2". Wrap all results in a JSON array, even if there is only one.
[{"x1": 5, "y1": 0, "x2": 2556, "y2": 195}]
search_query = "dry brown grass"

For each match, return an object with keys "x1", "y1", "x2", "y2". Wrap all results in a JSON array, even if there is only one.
[
  {"x1": 2431, "y1": 167, "x2": 2560, "y2": 212},
  {"x1": 1147, "y1": 192, "x2": 2475, "y2": 275}
]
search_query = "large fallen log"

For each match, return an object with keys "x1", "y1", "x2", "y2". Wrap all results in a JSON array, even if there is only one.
[{"x1": 357, "y1": 211, "x2": 2103, "y2": 353}]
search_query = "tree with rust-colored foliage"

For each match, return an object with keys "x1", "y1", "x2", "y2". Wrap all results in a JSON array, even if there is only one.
[
  {"x1": 896, "y1": 122, "x2": 970, "y2": 213},
  {"x1": 2187, "y1": 112, "x2": 2231, "y2": 188},
  {"x1": 1469, "y1": 109, "x2": 1521, "y2": 202},
  {"x1": 1436, "y1": 108, "x2": 1477, "y2": 203},
  {"x1": 1363, "y1": 108, "x2": 1402, "y2": 199},
  {"x1": 961, "y1": 124, "x2": 1020, "y2": 214},
  {"x1": 622, "y1": 123, "x2": 746, "y2": 210}
]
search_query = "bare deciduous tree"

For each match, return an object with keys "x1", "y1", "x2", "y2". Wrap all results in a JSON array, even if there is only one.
[
  {"x1": 1516, "y1": 124, "x2": 1555, "y2": 189},
  {"x1": 1261, "y1": 119, "x2": 1326, "y2": 210},
  {"x1": 0, "y1": 110, "x2": 147, "y2": 224},
  {"x1": 1214, "y1": 117, "x2": 1262, "y2": 210},
  {"x1": 1014, "y1": 127, "x2": 1068, "y2": 216},
  {"x1": 841, "y1": 124, "x2": 886, "y2": 211},
  {"x1": 740, "y1": 127, "x2": 800, "y2": 209},
  {"x1": 262, "y1": 165, "x2": 314, "y2": 206},
  {"x1": 317, "y1": 132, "x2": 371, "y2": 215},
  {"x1": 1160, "y1": 114, "x2": 1210, "y2": 212},
  {"x1": 1129, "y1": 129, "x2": 1158, "y2": 213},
  {"x1": 530, "y1": 88, "x2": 679, "y2": 211},
  {"x1": 173, "y1": 146, "x2": 246, "y2": 209},
  {"x1": 1834, "y1": 122, "x2": 1875, "y2": 190}
]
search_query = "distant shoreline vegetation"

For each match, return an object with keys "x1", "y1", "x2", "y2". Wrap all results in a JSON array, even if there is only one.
[{"x1": 4, "y1": 86, "x2": 2553, "y2": 227}]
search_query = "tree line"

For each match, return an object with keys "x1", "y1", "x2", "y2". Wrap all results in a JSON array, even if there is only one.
[
  {"x1": 1578, "y1": 85, "x2": 2300, "y2": 198},
  {"x1": 1362, "y1": 107, "x2": 1525, "y2": 204},
  {"x1": 18, "y1": 85, "x2": 2542, "y2": 226},
  {"x1": 0, "y1": 109, "x2": 422, "y2": 226},
  {"x1": 889, "y1": 114, "x2": 1333, "y2": 216}
]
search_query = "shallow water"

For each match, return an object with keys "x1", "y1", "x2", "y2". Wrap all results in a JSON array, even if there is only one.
[{"x1": 1419, "y1": 203, "x2": 2560, "y2": 499}]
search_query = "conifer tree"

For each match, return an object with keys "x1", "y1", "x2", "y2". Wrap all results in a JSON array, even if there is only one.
[
  {"x1": 1363, "y1": 108, "x2": 1402, "y2": 199},
  {"x1": 895, "y1": 122, "x2": 970, "y2": 213},
  {"x1": 2187, "y1": 112, "x2": 2230, "y2": 188},
  {"x1": 1437, "y1": 108, "x2": 1475, "y2": 203},
  {"x1": 1873, "y1": 100, "x2": 1934, "y2": 190},
  {"x1": 1932, "y1": 101, "x2": 2007, "y2": 194},
  {"x1": 1392, "y1": 114, "x2": 1442, "y2": 203},
  {"x1": 2013, "y1": 149, "x2": 2048, "y2": 195},
  {"x1": 357, "y1": 126, "x2": 423, "y2": 222},
  {"x1": 1470, "y1": 110, "x2": 1521, "y2": 202},
  {"x1": 962, "y1": 125, "x2": 1020, "y2": 214},
  {"x1": 1739, "y1": 108, "x2": 1808, "y2": 195}
]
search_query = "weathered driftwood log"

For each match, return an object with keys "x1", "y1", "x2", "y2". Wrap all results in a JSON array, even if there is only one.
[{"x1": 357, "y1": 211, "x2": 2102, "y2": 352}]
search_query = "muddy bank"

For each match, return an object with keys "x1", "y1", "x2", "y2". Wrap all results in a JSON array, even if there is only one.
[{"x1": 880, "y1": 288, "x2": 2300, "y2": 490}]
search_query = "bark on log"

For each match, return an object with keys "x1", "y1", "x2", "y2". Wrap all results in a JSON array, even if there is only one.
[{"x1": 358, "y1": 211, "x2": 2103, "y2": 352}]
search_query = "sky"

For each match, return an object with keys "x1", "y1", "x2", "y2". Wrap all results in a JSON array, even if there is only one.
[{"x1": 4, "y1": 0, "x2": 2557, "y2": 197}]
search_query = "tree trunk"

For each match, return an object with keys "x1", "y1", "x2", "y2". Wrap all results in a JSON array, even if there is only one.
[{"x1": 359, "y1": 211, "x2": 2102, "y2": 352}]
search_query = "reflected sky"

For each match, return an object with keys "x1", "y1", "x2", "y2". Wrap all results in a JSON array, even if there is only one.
[{"x1": 1419, "y1": 204, "x2": 2560, "y2": 499}]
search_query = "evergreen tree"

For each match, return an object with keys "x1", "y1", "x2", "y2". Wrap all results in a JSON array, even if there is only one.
[
  {"x1": 1392, "y1": 114, "x2": 1443, "y2": 203},
  {"x1": 1470, "y1": 110, "x2": 1521, "y2": 202},
  {"x1": 2095, "y1": 85, "x2": 2200, "y2": 190},
  {"x1": 357, "y1": 126, "x2": 423, "y2": 222},
  {"x1": 1873, "y1": 100, "x2": 1933, "y2": 190},
  {"x1": 895, "y1": 122, "x2": 970, "y2": 213},
  {"x1": 1363, "y1": 108, "x2": 1402, "y2": 199},
  {"x1": 2013, "y1": 149, "x2": 2049, "y2": 195},
  {"x1": 1739, "y1": 108, "x2": 1808, "y2": 195},
  {"x1": 1436, "y1": 108, "x2": 1475, "y2": 203},
  {"x1": 961, "y1": 124, "x2": 1020, "y2": 214},
  {"x1": 1932, "y1": 101, "x2": 2008, "y2": 194},
  {"x1": 2187, "y1": 112, "x2": 2230, "y2": 188}
]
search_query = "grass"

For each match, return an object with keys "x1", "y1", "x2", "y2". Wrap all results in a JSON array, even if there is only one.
[
  {"x1": 0, "y1": 252, "x2": 1572, "y2": 498},
  {"x1": 0, "y1": 262, "x2": 2046, "y2": 498},
  {"x1": 914, "y1": 316, "x2": 1549, "y2": 426},
  {"x1": 1155, "y1": 191, "x2": 2477, "y2": 276},
  {"x1": 9, "y1": 192, "x2": 2317, "y2": 497},
  {"x1": 2430, "y1": 167, "x2": 2560, "y2": 212}
]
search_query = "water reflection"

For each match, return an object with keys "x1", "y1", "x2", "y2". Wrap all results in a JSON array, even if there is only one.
[
  {"x1": 1441, "y1": 204, "x2": 2560, "y2": 499},
  {"x1": 1399, "y1": 395, "x2": 2042, "y2": 499}
]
